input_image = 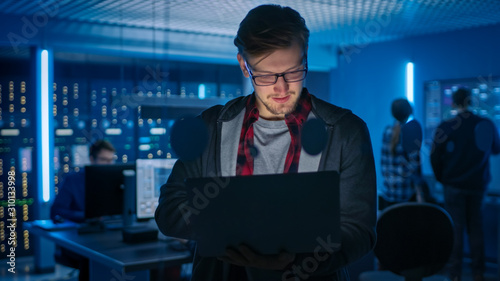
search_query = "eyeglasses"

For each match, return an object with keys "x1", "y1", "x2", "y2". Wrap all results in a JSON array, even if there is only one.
[
  {"x1": 95, "y1": 156, "x2": 116, "y2": 164},
  {"x1": 244, "y1": 60, "x2": 308, "y2": 86}
]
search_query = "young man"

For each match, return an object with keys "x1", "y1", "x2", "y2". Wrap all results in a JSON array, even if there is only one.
[
  {"x1": 155, "y1": 5, "x2": 377, "y2": 280},
  {"x1": 431, "y1": 88, "x2": 500, "y2": 281}
]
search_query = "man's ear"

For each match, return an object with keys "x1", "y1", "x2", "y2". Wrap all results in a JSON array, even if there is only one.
[{"x1": 237, "y1": 53, "x2": 250, "y2": 78}]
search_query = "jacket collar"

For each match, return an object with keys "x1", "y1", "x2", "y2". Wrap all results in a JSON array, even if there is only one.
[{"x1": 217, "y1": 88, "x2": 351, "y2": 127}]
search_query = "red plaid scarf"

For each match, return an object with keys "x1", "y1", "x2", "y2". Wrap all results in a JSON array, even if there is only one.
[{"x1": 235, "y1": 90, "x2": 312, "y2": 175}]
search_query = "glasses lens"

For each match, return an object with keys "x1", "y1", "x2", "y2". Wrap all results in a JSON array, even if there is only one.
[
  {"x1": 284, "y1": 70, "x2": 307, "y2": 82},
  {"x1": 252, "y1": 69, "x2": 307, "y2": 86},
  {"x1": 254, "y1": 75, "x2": 277, "y2": 86}
]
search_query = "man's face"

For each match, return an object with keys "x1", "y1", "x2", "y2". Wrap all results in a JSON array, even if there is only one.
[
  {"x1": 237, "y1": 42, "x2": 306, "y2": 120},
  {"x1": 91, "y1": 149, "x2": 116, "y2": 165}
]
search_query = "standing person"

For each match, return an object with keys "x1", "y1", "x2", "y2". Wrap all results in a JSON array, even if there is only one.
[
  {"x1": 431, "y1": 88, "x2": 500, "y2": 281},
  {"x1": 50, "y1": 139, "x2": 116, "y2": 281},
  {"x1": 380, "y1": 98, "x2": 423, "y2": 210},
  {"x1": 155, "y1": 4, "x2": 377, "y2": 281}
]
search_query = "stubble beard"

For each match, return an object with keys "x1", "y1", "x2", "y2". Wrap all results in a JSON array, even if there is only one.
[{"x1": 257, "y1": 91, "x2": 300, "y2": 117}]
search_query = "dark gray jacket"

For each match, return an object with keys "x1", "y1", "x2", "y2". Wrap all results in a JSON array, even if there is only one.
[
  {"x1": 155, "y1": 91, "x2": 377, "y2": 281},
  {"x1": 431, "y1": 110, "x2": 500, "y2": 190}
]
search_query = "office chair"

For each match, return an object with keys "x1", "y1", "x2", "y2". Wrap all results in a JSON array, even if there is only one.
[{"x1": 359, "y1": 202, "x2": 454, "y2": 281}]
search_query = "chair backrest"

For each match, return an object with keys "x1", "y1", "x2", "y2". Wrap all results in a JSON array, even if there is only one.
[{"x1": 374, "y1": 202, "x2": 454, "y2": 280}]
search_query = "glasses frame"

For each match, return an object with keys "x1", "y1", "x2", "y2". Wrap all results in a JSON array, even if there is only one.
[{"x1": 244, "y1": 59, "x2": 308, "y2": 86}]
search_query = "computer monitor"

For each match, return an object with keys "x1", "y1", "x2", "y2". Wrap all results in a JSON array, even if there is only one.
[
  {"x1": 84, "y1": 163, "x2": 136, "y2": 220},
  {"x1": 135, "y1": 158, "x2": 177, "y2": 219},
  {"x1": 424, "y1": 77, "x2": 500, "y2": 140}
]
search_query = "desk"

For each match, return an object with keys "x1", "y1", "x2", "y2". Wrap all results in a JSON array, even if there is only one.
[{"x1": 27, "y1": 224, "x2": 192, "y2": 280}]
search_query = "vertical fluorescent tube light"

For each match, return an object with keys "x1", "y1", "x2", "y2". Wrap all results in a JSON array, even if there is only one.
[
  {"x1": 39, "y1": 49, "x2": 51, "y2": 202},
  {"x1": 406, "y1": 62, "x2": 414, "y2": 103},
  {"x1": 198, "y1": 84, "x2": 206, "y2": 99}
]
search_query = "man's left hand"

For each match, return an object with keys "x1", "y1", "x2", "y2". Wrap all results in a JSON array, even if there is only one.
[{"x1": 217, "y1": 244, "x2": 295, "y2": 270}]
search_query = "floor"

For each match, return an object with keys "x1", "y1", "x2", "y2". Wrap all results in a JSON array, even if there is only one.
[
  {"x1": 435, "y1": 261, "x2": 499, "y2": 281},
  {"x1": 0, "y1": 256, "x2": 76, "y2": 281},
  {"x1": 0, "y1": 256, "x2": 498, "y2": 281},
  {"x1": 0, "y1": 256, "x2": 192, "y2": 281},
  {"x1": 355, "y1": 259, "x2": 499, "y2": 281}
]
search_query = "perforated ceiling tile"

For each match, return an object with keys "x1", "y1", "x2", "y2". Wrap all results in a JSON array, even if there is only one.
[{"x1": 1, "y1": 0, "x2": 499, "y2": 46}]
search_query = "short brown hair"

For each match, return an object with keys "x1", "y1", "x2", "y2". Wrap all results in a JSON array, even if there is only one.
[
  {"x1": 234, "y1": 5, "x2": 309, "y2": 58},
  {"x1": 89, "y1": 139, "x2": 115, "y2": 159}
]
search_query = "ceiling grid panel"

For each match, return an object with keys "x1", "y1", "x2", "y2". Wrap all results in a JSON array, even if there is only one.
[{"x1": 1, "y1": 0, "x2": 500, "y2": 59}]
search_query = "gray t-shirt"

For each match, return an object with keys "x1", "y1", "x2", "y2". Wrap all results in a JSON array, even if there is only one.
[
  {"x1": 220, "y1": 110, "x2": 322, "y2": 176},
  {"x1": 253, "y1": 118, "x2": 290, "y2": 175}
]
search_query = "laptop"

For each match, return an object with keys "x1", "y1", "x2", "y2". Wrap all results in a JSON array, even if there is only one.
[{"x1": 184, "y1": 171, "x2": 341, "y2": 257}]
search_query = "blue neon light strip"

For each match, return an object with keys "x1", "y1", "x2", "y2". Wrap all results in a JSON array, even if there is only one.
[
  {"x1": 39, "y1": 49, "x2": 52, "y2": 203},
  {"x1": 406, "y1": 62, "x2": 414, "y2": 103}
]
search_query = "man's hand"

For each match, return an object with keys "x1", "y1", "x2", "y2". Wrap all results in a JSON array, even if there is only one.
[{"x1": 217, "y1": 244, "x2": 295, "y2": 270}]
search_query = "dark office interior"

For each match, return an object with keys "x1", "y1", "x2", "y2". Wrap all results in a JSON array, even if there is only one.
[{"x1": 1, "y1": 0, "x2": 500, "y2": 281}]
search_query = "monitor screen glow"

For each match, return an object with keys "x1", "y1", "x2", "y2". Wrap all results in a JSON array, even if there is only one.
[{"x1": 136, "y1": 158, "x2": 177, "y2": 219}]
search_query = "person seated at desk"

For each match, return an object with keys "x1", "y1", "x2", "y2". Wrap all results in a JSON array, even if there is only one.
[
  {"x1": 50, "y1": 139, "x2": 116, "y2": 281},
  {"x1": 51, "y1": 139, "x2": 116, "y2": 223}
]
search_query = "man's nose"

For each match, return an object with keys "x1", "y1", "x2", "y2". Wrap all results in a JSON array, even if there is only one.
[{"x1": 273, "y1": 75, "x2": 289, "y2": 94}]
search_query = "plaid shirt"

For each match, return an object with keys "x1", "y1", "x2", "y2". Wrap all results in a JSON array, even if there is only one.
[
  {"x1": 380, "y1": 124, "x2": 421, "y2": 202},
  {"x1": 236, "y1": 90, "x2": 312, "y2": 175}
]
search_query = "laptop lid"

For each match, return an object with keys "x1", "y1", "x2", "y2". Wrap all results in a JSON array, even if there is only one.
[{"x1": 184, "y1": 170, "x2": 340, "y2": 257}]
